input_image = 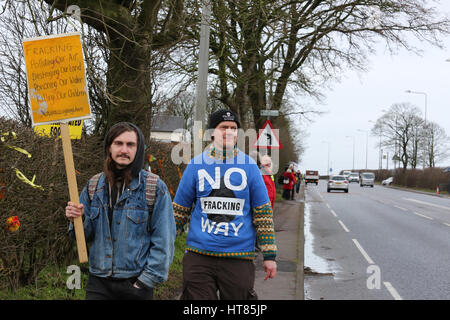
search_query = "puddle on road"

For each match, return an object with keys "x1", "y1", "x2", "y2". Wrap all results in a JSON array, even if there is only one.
[{"x1": 304, "y1": 202, "x2": 338, "y2": 275}]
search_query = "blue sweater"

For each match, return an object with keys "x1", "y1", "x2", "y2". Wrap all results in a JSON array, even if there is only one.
[{"x1": 173, "y1": 146, "x2": 276, "y2": 260}]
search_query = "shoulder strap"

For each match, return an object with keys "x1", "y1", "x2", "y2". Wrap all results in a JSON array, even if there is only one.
[
  {"x1": 145, "y1": 171, "x2": 159, "y2": 210},
  {"x1": 88, "y1": 172, "x2": 103, "y2": 201},
  {"x1": 87, "y1": 171, "x2": 159, "y2": 210}
]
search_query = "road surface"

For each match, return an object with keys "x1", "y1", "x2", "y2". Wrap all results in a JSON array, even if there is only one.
[{"x1": 304, "y1": 180, "x2": 450, "y2": 300}]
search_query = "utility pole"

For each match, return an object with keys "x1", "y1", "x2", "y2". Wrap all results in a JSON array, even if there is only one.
[{"x1": 194, "y1": 0, "x2": 211, "y2": 156}]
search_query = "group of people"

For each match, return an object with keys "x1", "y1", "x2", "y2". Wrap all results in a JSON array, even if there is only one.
[
  {"x1": 281, "y1": 164, "x2": 302, "y2": 200},
  {"x1": 65, "y1": 109, "x2": 277, "y2": 300}
]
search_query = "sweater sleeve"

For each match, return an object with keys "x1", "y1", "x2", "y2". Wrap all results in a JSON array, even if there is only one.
[
  {"x1": 173, "y1": 162, "x2": 196, "y2": 234},
  {"x1": 172, "y1": 202, "x2": 191, "y2": 234},
  {"x1": 252, "y1": 202, "x2": 277, "y2": 261}
]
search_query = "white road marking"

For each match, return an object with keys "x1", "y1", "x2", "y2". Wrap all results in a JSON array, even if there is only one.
[
  {"x1": 326, "y1": 203, "x2": 331, "y2": 209},
  {"x1": 403, "y1": 198, "x2": 450, "y2": 211},
  {"x1": 352, "y1": 239, "x2": 375, "y2": 265},
  {"x1": 383, "y1": 282, "x2": 403, "y2": 300},
  {"x1": 394, "y1": 205, "x2": 407, "y2": 211},
  {"x1": 338, "y1": 220, "x2": 350, "y2": 232},
  {"x1": 444, "y1": 223, "x2": 450, "y2": 227},
  {"x1": 330, "y1": 209, "x2": 337, "y2": 217},
  {"x1": 413, "y1": 212, "x2": 433, "y2": 220}
]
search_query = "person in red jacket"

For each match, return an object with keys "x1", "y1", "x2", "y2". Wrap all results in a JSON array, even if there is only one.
[
  {"x1": 282, "y1": 164, "x2": 296, "y2": 200},
  {"x1": 260, "y1": 155, "x2": 276, "y2": 208}
]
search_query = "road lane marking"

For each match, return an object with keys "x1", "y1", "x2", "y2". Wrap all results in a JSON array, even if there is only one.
[
  {"x1": 326, "y1": 203, "x2": 331, "y2": 209},
  {"x1": 383, "y1": 282, "x2": 403, "y2": 300},
  {"x1": 444, "y1": 223, "x2": 450, "y2": 227},
  {"x1": 330, "y1": 209, "x2": 337, "y2": 217},
  {"x1": 352, "y1": 239, "x2": 375, "y2": 265},
  {"x1": 338, "y1": 220, "x2": 349, "y2": 232},
  {"x1": 394, "y1": 205, "x2": 407, "y2": 211},
  {"x1": 412, "y1": 212, "x2": 433, "y2": 220},
  {"x1": 403, "y1": 198, "x2": 450, "y2": 211}
]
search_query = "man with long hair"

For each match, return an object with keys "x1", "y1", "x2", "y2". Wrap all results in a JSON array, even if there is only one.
[{"x1": 65, "y1": 122, "x2": 176, "y2": 300}]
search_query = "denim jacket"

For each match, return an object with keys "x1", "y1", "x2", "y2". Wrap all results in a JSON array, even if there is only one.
[{"x1": 69, "y1": 170, "x2": 176, "y2": 288}]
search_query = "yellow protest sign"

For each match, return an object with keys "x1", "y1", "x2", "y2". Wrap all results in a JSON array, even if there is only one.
[
  {"x1": 34, "y1": 120, "x2": 83, "y2": 140},
  {"x1": 22, "y1": 32, "x2": 92, "y2": 126}
]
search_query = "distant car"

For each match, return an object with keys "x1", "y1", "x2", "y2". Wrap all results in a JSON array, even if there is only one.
[
  {"x1": 382, "y1": 177, "x2": 393, "y2": 185},
  {"x1": 360, "y1": 172, "x2": 375, "y2": 187},
  {"x1": 327, "y1": 175, "x2": 349, "y2": 193},
  {"x1": 348, "y1": 172, "x2": 360, "y2": 183},
  {"x1": 342, "y1": 170, "x2": 352, "y2": 179}
]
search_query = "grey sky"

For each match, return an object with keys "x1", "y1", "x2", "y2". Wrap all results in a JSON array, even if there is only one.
[{"x1": 297, "y1": 2, "x2": 450, "y2": 175}]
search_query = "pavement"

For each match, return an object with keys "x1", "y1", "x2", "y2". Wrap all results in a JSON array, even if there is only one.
[{"x1": 254, "y1": 185, "x2": 305, "y2": 300}]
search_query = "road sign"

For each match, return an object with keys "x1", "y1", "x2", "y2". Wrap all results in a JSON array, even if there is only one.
[
  {"x1": 253, "y1": 120, "x2": 282, "y2": 149},
  {"x1": 23, "y1": 32, "x2": 92, "y2": 126},
  {"x1": 260, "y1": 109, "x2": 279, "y2": 117}
]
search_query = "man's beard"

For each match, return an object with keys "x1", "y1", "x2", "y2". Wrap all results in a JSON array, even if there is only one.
[{"x1": 104, "y1": 155, "x2": 132, "y2": 186}]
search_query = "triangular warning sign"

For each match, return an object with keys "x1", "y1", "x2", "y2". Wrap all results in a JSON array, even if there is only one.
[{"x1": 253, "y1": 120, "x2": 283, "y2": 149}]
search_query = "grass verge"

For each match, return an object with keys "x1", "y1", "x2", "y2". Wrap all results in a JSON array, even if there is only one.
[{"x1": 0, "y1": 233, "x2": 187, "y2": 300}]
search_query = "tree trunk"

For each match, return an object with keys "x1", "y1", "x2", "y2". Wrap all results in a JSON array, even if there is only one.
[{"x1": 106, "y1": 35, "x2": 153, "y2": 138}]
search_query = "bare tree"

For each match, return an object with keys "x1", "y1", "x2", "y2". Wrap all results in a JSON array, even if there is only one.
[
  {"x1": 172, "y1": 0, "x2": 450, "y2": 132},
  {"x1": 372, "y1": 103, "x2": 423, "y2": 171},
  {"x1": 407, "y1": 115, "x2": 425, "y2": 169},
  {"x1": 0, "y1": 0, "x2": 190, "y2": 138},
  {"x1": 422, "y1": 121, "x2": 450, "y2": 168},
  {"x1": 0, "y1": 1, "x2": 73, "y2": 126}
]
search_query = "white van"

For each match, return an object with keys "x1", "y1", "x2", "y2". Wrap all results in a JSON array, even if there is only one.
[{"x1": 360, "y1": 172, "x2": 375, "y2": 187}]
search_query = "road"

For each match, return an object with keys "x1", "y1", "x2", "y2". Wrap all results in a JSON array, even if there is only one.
[{"x1": 304, "y1": 180, "x2": 450, "y2": 300}]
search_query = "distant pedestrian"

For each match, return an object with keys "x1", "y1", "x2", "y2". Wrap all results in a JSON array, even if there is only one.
[
  {"x1": 295, "y1": 170, "x2": 302, "y2": 194},
  {"x1": 282, "y1": 164, "x2": 296, "y2": 200},
  {"x1": 260, "y1": 155, "x2": 276, "y2": 209}
]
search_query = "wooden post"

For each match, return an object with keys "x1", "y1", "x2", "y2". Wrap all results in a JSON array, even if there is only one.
[{"x1": 60, "y1": 122, "x2": 88, "y2": 263}]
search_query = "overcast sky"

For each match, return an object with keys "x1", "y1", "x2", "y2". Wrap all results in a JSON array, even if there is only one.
[{"x1": 296, "y1": 2, "x2": 450, "y2": 176}]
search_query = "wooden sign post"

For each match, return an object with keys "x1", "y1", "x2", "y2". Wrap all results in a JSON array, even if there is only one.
[
  {"x1": 23, "y1": 33, "x2": 92, "y2": 263},
  {"x1": 60, "y1": 122, "x2": 88, "y2": 262}
]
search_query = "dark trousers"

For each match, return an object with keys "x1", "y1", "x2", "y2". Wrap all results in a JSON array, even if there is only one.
[
  {"x1": 282, "y1": 189, "x2": 290, "y2": 200},
  {"x1": 85, "y1": 274, "x2": 153, "y2": 300},
  {"x1": 181, "y1": 251, "x2": 258, "y2": 300}
]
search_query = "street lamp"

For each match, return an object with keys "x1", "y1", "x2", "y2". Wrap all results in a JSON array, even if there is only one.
[
  {"x1": 357, "y1": 129, "x2": 368, "y2": 169},
  {"x1": 345, "y1": 135, "x2": 355, "y2": 171}
]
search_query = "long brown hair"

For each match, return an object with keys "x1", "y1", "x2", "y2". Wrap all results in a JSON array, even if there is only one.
[{"x1": 103, "y1": 123, "x2": 137, "y2": 186}]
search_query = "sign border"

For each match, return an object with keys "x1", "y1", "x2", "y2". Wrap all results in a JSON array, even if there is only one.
[
  {"x1": 252, "y1": 119, "x2": 283, "y2": 149},
  {"x1": 22, "y1": 32, "x2": 92, "y2": 127}
]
